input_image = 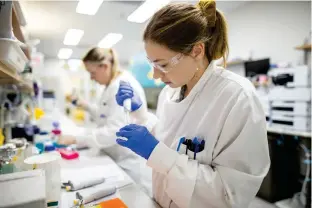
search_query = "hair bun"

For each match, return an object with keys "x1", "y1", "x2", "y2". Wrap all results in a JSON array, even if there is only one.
[{"x1": 197, "y1": 0, "x2": 217, "y2": 27}]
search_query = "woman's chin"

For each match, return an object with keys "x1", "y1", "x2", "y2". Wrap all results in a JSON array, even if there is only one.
[{"x1": 166, "y1": 82, "x2": 179, "y2": 88}]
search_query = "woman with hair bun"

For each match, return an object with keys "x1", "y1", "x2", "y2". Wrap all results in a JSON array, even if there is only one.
[{"x1": 115, "y1": 0, "x2": 270, "y2": 207}]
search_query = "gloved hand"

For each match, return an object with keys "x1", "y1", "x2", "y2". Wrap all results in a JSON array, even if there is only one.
[
  {"x1": 115, "y1": 81, "x2": 142, "y2": 112},
  {"x1": 116, "y1": 124, "x2": 159, "y2": 160}
]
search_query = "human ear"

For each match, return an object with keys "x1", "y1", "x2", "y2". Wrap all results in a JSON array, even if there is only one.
[{"x1": 191, "y1": 42, "x2": 205, "y2": 60}]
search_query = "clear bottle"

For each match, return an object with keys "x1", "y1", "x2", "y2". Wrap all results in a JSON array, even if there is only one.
[{"x1": 51, "y1": 121, "x2": 61, "y2": 141}]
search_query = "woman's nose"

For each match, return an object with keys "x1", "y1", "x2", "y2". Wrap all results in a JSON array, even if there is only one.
[{"x1": 153, "y1": 67, "x2": 164, "y2": 79}]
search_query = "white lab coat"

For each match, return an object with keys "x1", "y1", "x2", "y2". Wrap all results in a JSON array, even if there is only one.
[
  {"x1": 73, "y1": 71, "x2": 152, "y2": 196},
  {"x1": 132, "y1": 61, "x2": 270, "y2": 208}
]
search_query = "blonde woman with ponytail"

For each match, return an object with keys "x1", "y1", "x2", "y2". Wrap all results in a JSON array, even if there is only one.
[
  {"x1": 115, "y1": 1, "x2": 270, "y2": 207},
  {"x1": 59, "y1": 47, "x2": 153, "y2": 196}
]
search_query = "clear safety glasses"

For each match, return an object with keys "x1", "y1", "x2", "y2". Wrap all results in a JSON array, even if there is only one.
[{"x1": 149, "y1": 53, "x2": 184, "y2": 73}]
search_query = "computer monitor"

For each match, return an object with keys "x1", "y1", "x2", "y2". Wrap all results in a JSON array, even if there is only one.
[{"x1": 244, "y1": 58, "x2": 270, "y2": 77}]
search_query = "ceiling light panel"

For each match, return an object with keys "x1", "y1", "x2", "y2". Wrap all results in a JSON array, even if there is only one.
[
  {"x1": 58, "y1": 48, "x2": 73, "y2": 59},
  {"x1": 98, "y1": 33, "x2": 123, "y2": 48},
  {"x1": 127, "y1": 0, "x2": 171, "y2": 23},
  {"x1": 76, "y1": 0, "x2": 104, "y2": 15},
  {"x1": 63, "y1": 29, "x2": 84, "y2": 46}
]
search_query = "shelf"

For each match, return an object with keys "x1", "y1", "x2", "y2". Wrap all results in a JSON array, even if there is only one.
[
  {"x1": 0, "y1": 62, "x2": 32, "y2": 92},
  {"x1": 295, "y1": 44, "x2": 312, "y2": 51},
  {"x1": 12, "y1": 4, "x2": 30, "y2": 60}
]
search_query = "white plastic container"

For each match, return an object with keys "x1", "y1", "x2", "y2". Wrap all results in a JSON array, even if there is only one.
[
  {"x1": 0, "y1": 38, "x2": 28, "y2": 73},
  {"x1": 24, "y1": 152, "x2": 62, "y2": 208}
]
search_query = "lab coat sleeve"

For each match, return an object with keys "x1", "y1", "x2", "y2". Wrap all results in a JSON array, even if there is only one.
[
  {"x1": 130, "y1": 107, "x2": 158, "y2": 133},
  {"x1": 84, "y1": 102, "x2": 98, "y2": 119},
  {"x1": 146, "y1": 92, "x2": 270, "y2": 208},
  {"x1": 75, "y1": 100, "x2": 126, "y2": 148},
  {"x1": 129, "y1": 86, "x2": 166, "y2": 133}
]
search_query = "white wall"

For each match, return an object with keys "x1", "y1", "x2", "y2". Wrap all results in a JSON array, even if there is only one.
[{"x1": 226, "y1": 1, "x2": 311, "y2": 65}]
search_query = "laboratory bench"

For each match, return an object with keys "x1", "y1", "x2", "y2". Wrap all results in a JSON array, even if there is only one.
[
  {"x1": 267, "y1": 127, "x2": 311, "y2": 138},
  {"x1": 60, "y1": 148, "x2": 160, "y2": 208}
]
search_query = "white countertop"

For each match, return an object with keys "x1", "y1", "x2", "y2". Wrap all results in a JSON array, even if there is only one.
[{"x1": 60, "y1": 149, "x2": 160, "y2": 208}]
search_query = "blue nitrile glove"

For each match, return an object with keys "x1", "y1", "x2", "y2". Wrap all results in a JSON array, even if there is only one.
[
  {"x1": 116, "y1": 124, "x2": 159, "y2": 160},
  {"x1": 115, "y1": 81, "x2": 142, "y2": 112}
]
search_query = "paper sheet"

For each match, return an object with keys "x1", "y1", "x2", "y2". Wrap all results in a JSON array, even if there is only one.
[
  {"x1": 60, "y1": 165, "x2": 131, "y2": 208},
  {"x1": 61, "y1": 164, "x2": 125, "y2": 184}
]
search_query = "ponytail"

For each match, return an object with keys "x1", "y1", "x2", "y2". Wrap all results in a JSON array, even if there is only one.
[{"x1": 198, "y1": 0, "x2": 229, "y2": 66}]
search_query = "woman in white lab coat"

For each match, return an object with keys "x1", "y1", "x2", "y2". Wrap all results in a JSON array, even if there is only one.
[
  {"x1": 115, "y1": 1, "x2": 270, "y2": 208},
  {"x1": 59, "y1": 47, "x2": 152, "y2": 196}
]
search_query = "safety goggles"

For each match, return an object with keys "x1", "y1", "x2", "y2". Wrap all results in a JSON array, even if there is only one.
[{"x1": 149, "y1": 53, "x2": 184, "y2": 73}]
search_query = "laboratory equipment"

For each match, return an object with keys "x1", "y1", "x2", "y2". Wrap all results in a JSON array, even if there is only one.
[
  {"x1": 118, "y1": 80, "x2": 142, "y2": 124},
  {"x1": 24, "y1": 152, "x2": 62, "y2": 208},
  {"x1": 0, "y1": 138, "x2": 30, "y2": 174},
  {"x1": 0, "y1": 143, "x2": 17, "y2": 174},
  {"x1": 270, "y1": 101, "x2": 311, "y2": 117},
  {"x1": 44, "y1": 141, "x2": 56, "y2": 152},
  {"x1": 0, "y1": 169, "x2": 46, "y2": 208},
  {"x1": 42, "y1": 90, "x2": 57, "y2": 112},
  {"x1": 63, "y1": 175, "x2": 105, "y2": 191},
  {"x1": 51, "y1": 121, "x2": 61, "y2": 141},
  {"x1": 116, "y1": 81, "x2": 143, "y2": 112},
  {"x1": 12, "y1": 124, "x2": 40, "y2": 143},
  {"x1": 73, "y1": 185, "x2": 117, "y2": 206},
  {"x1": 270, "y1": 115, "x2": 310, "y2": 132},
  {"x1": 1, "y1": 98, "x2": 14, "y2": 143},
  {"x1": 58, "y1": 148, "x2": 79, "y2": 160},
  {"x1": 266, "y1": 65, "x2": 311, "y2": 132},
  {"x1": 10, "y1": 96, "x2": 41, "y2": 142},
  {"x1": 123, "y1": 98, "x2": 131, "y2": 124},
  {"x1": 6, "y1": 138, "x2": 30, "y2": 171},
  {"x1": 244, "y1": 58, "x2": 271, "y2": 77},
  {"x1": 269, "y1": 65, "x2": 310, "y2": 87}
]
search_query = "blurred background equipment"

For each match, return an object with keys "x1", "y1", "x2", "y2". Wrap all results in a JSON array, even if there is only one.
[{"x1": 244, "y1": 58, "x2": 271, "y2": 78}]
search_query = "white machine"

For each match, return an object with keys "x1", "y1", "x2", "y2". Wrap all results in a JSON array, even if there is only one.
[
  {"x1": 268, "y1": 87, "x2": 311, "y2": 102},
  {"x1": 266, "y1": 65, "x2": 311, "y2": 132},
  {"x1": 270, "y1": 101, "x2": 311, "y2": 117},
  {"x1": 269, "y1": 65, "x2": 310, "y2": 88},
  {"x1": 268, "y1": 114, "x2": 310, "y2": 132}
]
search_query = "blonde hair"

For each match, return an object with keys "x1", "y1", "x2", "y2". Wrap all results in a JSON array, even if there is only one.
[
  {"x1": 82, "y1": 47, "x2": 120, "y2": 77},
  {"x1": 143, "y1": 0, "x2": 229, "y2": 66}
]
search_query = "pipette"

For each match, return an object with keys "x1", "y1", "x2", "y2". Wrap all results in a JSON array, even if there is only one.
[
  {"x1": 73, "y1": 185, "x2": 117, "y2": 206},
  {"x1": 64, "y1": 176, "x2": 105, "y2": 191},
  {"x1": 123, "y1": 99, "x2": 131, "y2": 124}
]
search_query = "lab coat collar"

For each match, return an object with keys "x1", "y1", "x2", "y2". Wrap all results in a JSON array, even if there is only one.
[{"x1": 167, "y1": 60, "x2": 216, "y2": 104}]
